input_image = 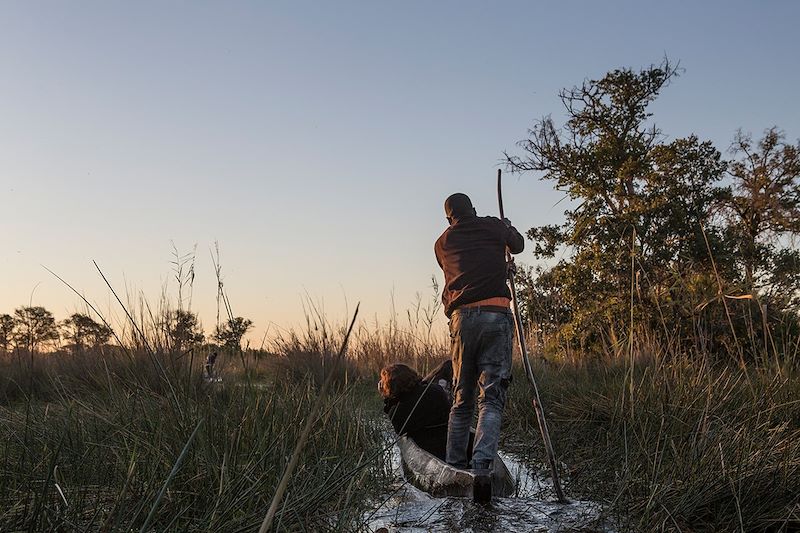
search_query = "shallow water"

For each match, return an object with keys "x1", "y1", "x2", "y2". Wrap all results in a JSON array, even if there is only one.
[{"x1": 364, "y1": 444, "x2": 612, "y2": 532}]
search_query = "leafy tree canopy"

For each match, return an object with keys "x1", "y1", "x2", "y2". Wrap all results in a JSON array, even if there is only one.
[
  {"x1": 506, "y1": 59, "x2": 800, "y2": 359},
  {"x1": 61, "y1": 313, "x2": 112, "y2": 352},
  {"x1": 13, "y1": 306, "x2": 59, "y2": 352}
]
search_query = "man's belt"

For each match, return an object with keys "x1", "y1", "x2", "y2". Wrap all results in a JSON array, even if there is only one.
[{"x1": 456, "y1": 297, "x2": 511, "y2": 313}]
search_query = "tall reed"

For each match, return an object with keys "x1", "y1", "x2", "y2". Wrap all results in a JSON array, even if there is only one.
[{"x1": 504, "y1": 355, "x2": 800, "y2": 531}]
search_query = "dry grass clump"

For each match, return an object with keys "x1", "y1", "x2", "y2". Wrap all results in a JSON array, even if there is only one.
[{"x1": 263, "y1": 296, "x2": 450, "y2": 387}]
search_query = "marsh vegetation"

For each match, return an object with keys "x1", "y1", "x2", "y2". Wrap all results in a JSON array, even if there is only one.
[{"x1": 2, "y1": 307, "x2": 799, "y2": 531}]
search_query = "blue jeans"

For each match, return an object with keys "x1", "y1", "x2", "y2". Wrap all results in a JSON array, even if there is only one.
[{"x1": 446, "y1": 308, "x2": 514, "y2": 469}]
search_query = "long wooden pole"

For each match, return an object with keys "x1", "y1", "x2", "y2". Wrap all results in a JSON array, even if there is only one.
[{"x1": 497, "y1": 169, "x2": 567, "y2": 503}]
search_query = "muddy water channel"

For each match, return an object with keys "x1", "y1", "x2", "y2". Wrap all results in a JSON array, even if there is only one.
[{"x1": 364, "y1": 444, "x2": 612, "y2": 532}]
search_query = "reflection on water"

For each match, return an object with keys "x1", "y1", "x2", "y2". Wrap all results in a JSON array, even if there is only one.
[{"x1": 364, "y1": 444, "x2": 612, "y2": 532}]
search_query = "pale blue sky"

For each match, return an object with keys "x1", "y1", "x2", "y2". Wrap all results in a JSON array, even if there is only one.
[{"x1": 1, "y1": 2, "x2": 798, "y2": 342}]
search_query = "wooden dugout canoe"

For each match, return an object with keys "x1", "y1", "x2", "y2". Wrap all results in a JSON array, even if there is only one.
[{"x1": 397, "y1": 435, "x2": 516, "y2": 499}]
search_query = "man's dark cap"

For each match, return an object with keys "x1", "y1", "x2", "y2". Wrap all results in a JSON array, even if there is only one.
[{"x1": 444, "y1": 193, "x2": 474, "y2": 218}]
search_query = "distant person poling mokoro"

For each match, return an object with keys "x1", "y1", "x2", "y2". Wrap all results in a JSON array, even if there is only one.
[{"x1": 204, "y1": 351, "x2": 218, "y2": 381}]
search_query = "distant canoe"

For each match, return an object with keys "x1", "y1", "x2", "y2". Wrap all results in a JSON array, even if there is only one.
[{"x1": 397, "y1": 435, "x2": 515, "y2": 499}]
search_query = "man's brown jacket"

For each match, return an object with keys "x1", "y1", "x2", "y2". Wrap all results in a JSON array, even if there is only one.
[{"x1": 435, "y1": 215, "x2": 524, "y2": 317}]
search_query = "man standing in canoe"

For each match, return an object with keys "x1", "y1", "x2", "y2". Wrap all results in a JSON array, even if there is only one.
[{"x1": 435, "y1": 192, "x2": 525, "y2": 471}]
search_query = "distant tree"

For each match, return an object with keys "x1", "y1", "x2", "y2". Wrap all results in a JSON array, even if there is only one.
[
  {"x1": 505, "y1": 60, "x2": 737, "y2": 353},
  {"x1": 13, "y1": 306, "x2": 59, "y2": 353},
  {"x1": 61, "y1": 313, "x2": 113, "y2": 352},
  {"x1": 168, "y1": 309, "x2": 205, "y2": 353},
  {"x1": 506, "y1": 60, "x2": 800, "y2": 359},
  {"x1": 723, "y1": 127, "x2": 800, "y2": 305},
  {"x1": 639, "y1": 135, "x2": 734, "y2": 344},
  {"x1": 0, "y1": 314, "x2": 14, "y2": 352},
  {"x1": 213, "y1": 317, "x2": 253, "y2": 351}
]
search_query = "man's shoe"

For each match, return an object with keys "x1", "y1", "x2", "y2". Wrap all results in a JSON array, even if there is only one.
[{"x1": 472, "y1": 469, "x2": 492, "y2": 503}]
